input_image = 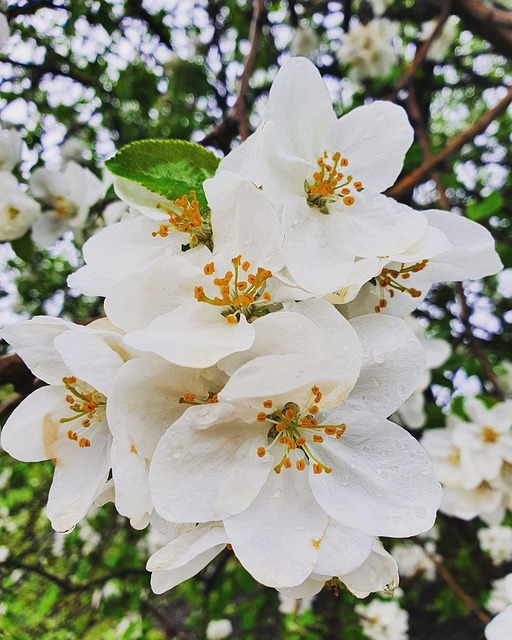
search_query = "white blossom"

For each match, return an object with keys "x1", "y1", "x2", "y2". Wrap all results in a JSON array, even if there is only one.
[
  {"x1": 478, "y1": 526, "x2": 512, "y2": 566},
  {"x1": 485, "y1": 575, "x2": 512, "y2": 640},
  {"x1": 206, "y1": 619, "x2": 233, "y2": 640},
  {"x1": 336, "y1": 19, "x2": 399, "y2": 81},
  {"x1": 0, "y1": 124, "x2": 22, "y2": 172},
  {"x1": 356, "y1": 599, "x2": 409, "y2": 640},
  {"x1": 420, "y1": 16, "x2": 459, "y2": 63},
  {"x1": 29, "y1": 161, "x2": 104, "y2": 246},
  {"x1": 0, "y1": 172, "x2": 41, "y2": 242}
]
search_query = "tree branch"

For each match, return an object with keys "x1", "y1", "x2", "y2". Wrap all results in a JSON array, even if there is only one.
[
  {"x1": 454, "y1": 0, "x2": 512, "y2": 58},
  {"x1": 388, "y1": 84, "x2": 512, "y2": 198}
]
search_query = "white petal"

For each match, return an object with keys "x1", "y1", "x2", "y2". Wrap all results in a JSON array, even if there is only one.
[
  {"x1": 327, "y1": 101, "x2": 413, "y2": 192},
  {"x1": 485, "y1": 606, "x2": 512, "y2": 640},
  {"x1": 1, "y1": 385, "x2": 67, "y2": 462},
  {"x1": 205, "y1": 171, "x2": 285, "y2": 272},
  {"x1": 225, "y1": 468, "x2": 328, "y2": 588},
  {"x1": 1, "y1": 316, "x2": 75, "y2": 384},
  {"x1": 114, "y1": 177, "x2": 175, "y2": 220},
  {"x1": 104, "y1": 250, "x2": 206, "y2": 331},
  {"x1": 340, "y1": 541, "x2": 398, "y2": 595},
  {"x1": 263, "y1": 57, "x2": 337, "y2": 161},
  {"x1": 309, "y1": 409, "x2": 442, "y2": 537},
  {"x1": 54, "y1": 330, "x2": 125, "y2": 397},
  {"x1": 314, "y1": 518, "x2": 374, "y2": 577},
  {"x1": 424, "y1": 209, "x2": 502, "y2": 280},
  {"x1": 218, "y1": 310, "x2": 332, "y2": 376},
  {"x1": 347, "y1": 314, "x2": 425, "y2": 416},
  {"x1": 148, "y1": 523, "x2": 227, "y2": 594},
  {"x1": 149, "y1": 403, "x2": 271, "y2": 522},
  {"x1": 47, "y1": 428, "x2": 111, "y2": 532},
  {"x1": 111, "y1": 438, "x2": 152, "y2": 529},
  {"x1": 67, "y1": 264, "x2": 114, "y2": 297},
  {"x1": 83, "y1": 215, "x2": 185, "y2": 283},
  {"x1": 220, "y1": 354, "x2": 355, "y2": 422},
  {"x1": 124, "y1": 303, "x2": 255, "y2": 368}
]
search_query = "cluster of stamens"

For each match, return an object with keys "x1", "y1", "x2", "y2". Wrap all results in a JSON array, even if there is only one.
[
  {"x1": 52, "y1": 195, "x2": 77, "y2": 221},
  {"x1": 373, "y1": 260, "x2": 428, "y2": 313},
  {"x1": 60, "y1": 376, "x2": 105, "y2": 448},
  {"x1": 179, "y1": 391, "x2": 219, "y2": 405},
  {"x1": 152, "y1": 191, "x2": 211, "y2": 246},
  {"x1": 306, "y1": 151, "x2": 363, "y2": 211},
  {"x1": 255, "y1": 386, "x2": 346, "y2": 475},
  {"x1": 481, "y1": 426, "x2": 499, "y2": 444},
  {"x1": 194, "y1": 255, "x2": 272, "y2": 324},
  {"x1": 7, "y1": 205, "x2": 20, "y2": 220}
]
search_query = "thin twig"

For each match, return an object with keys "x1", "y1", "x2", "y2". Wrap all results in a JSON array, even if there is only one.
[
  {"x1": 390, "y1": 3, "x2": 452, "y2": 97},
  {"x1": 455, "y1": 282, "x2": 506, "y2": 401},
  {"x1": 415, "y1": 540, "x2": 490, "y2": 625},
  {"x1": 388, "y1": 84, "x2": 512, "y2": 198}
]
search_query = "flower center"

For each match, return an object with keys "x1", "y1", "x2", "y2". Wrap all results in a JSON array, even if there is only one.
[
  {"x1": 7, "y1": 206, "x2": 20, "y2": 220},
  {"x1": 481, "y1": 426, "x2": 498, "y2": 443},
  {"x1": 194, "y1": 255, "x2": 272, "y2": 324},
  {"x1": 306, "y1": 151, "x2": 363, "y2": 212},
  {"x1": 255, "y1": 386, "x2": 346, "y2": 475},
  {"x1": 179, "y1": 391, "x2": 219, "y2": 405},
  {"x1": 152, "y1": 190, "x2": 212, "y2": 247},
  {"x1": 52, "y1": 195, "x2": 77, "y2": 221},
  {"x1": 59, "y1": 376, "x2": 106, "y2": 448},
  {"x1": 373, "y1": 260, "x2": 428, "y2": 313}
]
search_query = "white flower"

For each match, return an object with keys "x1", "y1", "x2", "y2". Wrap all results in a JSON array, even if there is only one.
[
  {"x1": 420, "y1": 16, "x2": 459, "y2": 63},
  {"x1": 391, "y1": 542, "x2": 437, "y2": 581},
  {"x1": 336, "y1": 19, "x2": 399, "y2": 81},
  {"x1": 206, "y1": 619, "x2": 233, "y2": 640},
  {"x1": 290, "y1": 27, "x2": 319, "y2": 58},
  {"x1": 220, "y1": 57, "x2": 425, "y2": 295},
  {"x1": 485, "y1": 575, "x2": 512, "y2": 640},
  {"x1": 451, "y1": 398, "x2": 512, "y2": 486},
  {"x1": 0, "y1": 124, "x2": 22, "y2": 172},
  {"x1": 0, "y1": 172, "x2": 41, "y2": 241},
  {"x1": 0, "y1": 12, "x2": 9, "y2": 51},
  {"x1": 148, "y1": 313, "x2": 440, "y2": 590},
  {"x1": 29, "y1": 161, "x2": 104, "y2": 246},
  {"x1": 0, "y1": 316, "x2": 132, "y2": 532},
  {"x1": 394, "y1": 317, "x2": 451, "y2": 429},
  {"x1": 478, "y1": 526, "x2": 512, "y2": 566},
  {"x1": 488, "y1": 575, "x2": 512, "y2": 615},
  {"x1": 0, "y1": 545, "x2": 9, "y2": 562},
  {"x1": 278, "y1": 592, "x2": 315, "y2": 615},
  {"x1": 106, "y1": 172, "x2": 285, "y2": 367},
  {"x1": 59, "y1": 137, "x2": 87, "y2": 164},
  {"x1": 337, "y1": 209, "x2": 502, "y2": 318},
  {"x1": 356, "y1": 599, "x2": 409, "y2": 640}
]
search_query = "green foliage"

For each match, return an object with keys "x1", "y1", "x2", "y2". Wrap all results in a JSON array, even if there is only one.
[
  {"x1": 467, "y1": 192, "x2": 504, "y2": 221},
  {"x1": 105, "y1": 139, "x2": 220, "y2": 209}
]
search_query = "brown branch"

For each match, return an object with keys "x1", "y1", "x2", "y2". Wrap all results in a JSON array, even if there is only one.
[
  {"x1": 200, "y1": 0, "x2": 265, "y2": 149},
  {"x1": 388, "y1": 84, "x2": 512, "y2": 199},
  {"x1": 416, "y1": 540, "x2": 491, "y2": 625},
  {"x1": 455, "y1": 282, "x2": 506, "y2": 401},
  {"x1": 454, "y1": 0, "x2": 512, "y2": 57},
  {"x1": 391, "y1": 3, "x2": 452, "y2": 97}
]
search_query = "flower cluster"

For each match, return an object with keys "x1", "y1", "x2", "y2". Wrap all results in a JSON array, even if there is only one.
[
  {"x1": 421, "y1": 397, "x2": 512, "y2": 524},
  {"x1": 485, "y1": 574, "x2": 512, "y2": 640},
  {"x1": 1, "y1": 58, "x2": 502, "y2": 600}
]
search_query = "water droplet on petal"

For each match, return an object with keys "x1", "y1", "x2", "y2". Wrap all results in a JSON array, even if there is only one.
[
  {"x1": 265, "y1": 523, "x2": 272, "y2": 531},
  {"x1": 341, "y1": 475, "x2": 350, "y2": 486},
  {"x1": 273, "y1": 489, "x2": 281, "y2": 499},
  {"x1": 295, "y1": 524, "x2": 305, "y2": 531}
]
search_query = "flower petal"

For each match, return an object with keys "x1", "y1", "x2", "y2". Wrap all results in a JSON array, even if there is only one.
[{"x1": 314, "y1": 518, "x2": 374, "y2": 577}]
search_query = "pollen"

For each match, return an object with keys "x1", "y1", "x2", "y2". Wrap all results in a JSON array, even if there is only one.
[
  {"x1": 374, "y1": 260, "x2": 428, "y2": 312},
  {"x1": 255, "y1": 391, "x2": 346, "y2": 475},
  {"x1": 151, "y1": 190, "x2": 211, "y2": 246},
  {"x1": 482, "y1": 426, "x2": 499, "y2": 443},
  {"x1": 194, "y1": 256, "x2": 273, "y2": 323},
  {"x1": 306, "y1": 151, "x2": 363, "y2": 210},
  {"x1": 61, "y1": 377, "x2": 106, "y2": 449}
]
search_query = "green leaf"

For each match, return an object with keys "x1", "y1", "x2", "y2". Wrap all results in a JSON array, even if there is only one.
[
  {"x1": 466, "y1": 191, "x2": 504, "y2": 221},
  {"x1": 105, "y1": 139, "x2": 220, "y2": 209},
  {"x1": 10, "y1": 233, "x2": 34, "y2": 262}
]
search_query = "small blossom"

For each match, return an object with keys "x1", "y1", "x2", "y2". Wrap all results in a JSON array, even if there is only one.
[
  {"x1": 206, "y1": 619, "x2": 233, "y2": 640},
  {"x1": 478, "y1": 526, "x2": 512, "y2": 566},
  {"x1": 355, "y1": 599, "x2": 409, "y2": 640}
]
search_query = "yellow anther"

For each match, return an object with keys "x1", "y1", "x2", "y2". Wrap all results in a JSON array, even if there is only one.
[
  {"x1": 226, "y1": 314, "x2": 238, "y2": 324},
  {"x1": 283, "y1": 458, "x2": 292, "y2": 469},
  {"x1": 204, "y1": 262, "x2": 215, "y2": 275},
  {"x1": 257, "y1": 412, "x2": 268, "y2": 423},
  {"x1": 309, "y1": 405, "x2": 319, "y2": 415},
  {"x1": 296, "y1": 459, "x2": 306, "y2": 471},
  {"x1": 78, "y1": 438, "x2": 91, "y2": 448},
  {"x1": 313, "y1": 435, "x2": 324, "y2": 443},
  {"x1": 242, "y1": 261, "x2": 251, "y2": 271},
  {"x1": 257, "y1": 447, "x2": 267, "y2": 458},
  {"x1": 306, "y1": 152, "x2": 362, "y2": 209},
  {"x1": 130, "y1": 444, "x2": 138, "y2": 454},
  {"x1": 375, "y1": 260, "x2": 428, "y2": 311},
  {"x1": 263, "y1": 400, "x2": 273, "y2": 409}
]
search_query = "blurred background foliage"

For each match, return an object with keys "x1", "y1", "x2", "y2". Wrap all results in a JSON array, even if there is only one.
[{"x1": 0, "y1": 0, "x2": 511, "y2": 638}]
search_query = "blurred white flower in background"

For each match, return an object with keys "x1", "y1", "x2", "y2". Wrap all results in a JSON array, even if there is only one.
[
  {"x1": 485, "y1": 574, "x2": 512, "y2": 640},
  {"x1": 355, "y1": 598, "x2": 409, "y2": 640},
  {"x1": 420, "y1": 16, "x2": 459, "y2": 63},
  {"x1": 290, "y1": 26, "x2": 319, "y2": 58},
  {"x1": 478, "y1": 526, "x2": 512, "y2": 566},
  {"x1": 0, "y1": 124, "x2": 22, "y2": 172},
  {"x1": 0, "y1": 172, "x2": 41, "y2": 242},
  {"x1": 205, "y1": 619, "x2": 233, "y2": 640},
  {"x1": 336, "y1": 19, "x2": 398, "y2": 81}
]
